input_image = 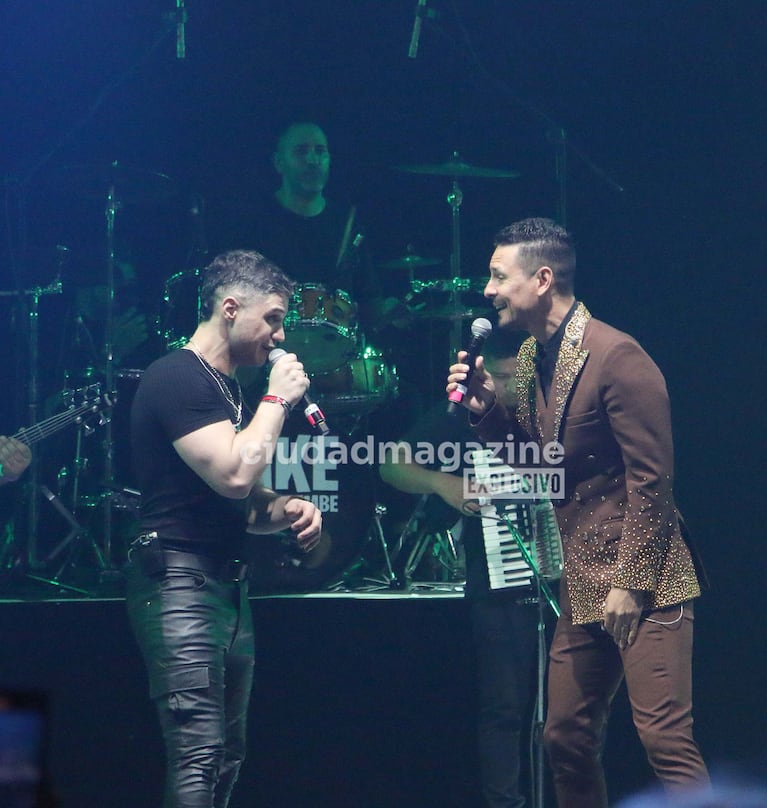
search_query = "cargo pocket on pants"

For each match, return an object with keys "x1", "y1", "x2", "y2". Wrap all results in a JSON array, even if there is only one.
[{"x1": 150, "y1": 663, "x2": 211, "y2": 713}]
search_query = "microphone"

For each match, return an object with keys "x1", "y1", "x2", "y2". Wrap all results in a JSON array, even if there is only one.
[
  {"x1": 408, "y1": 0, "x2": 428, "y2": 59},
  {"x1": 268, "y1": 349, "x2": 330, "y2": 435},
  {"x1": 447, "y1": 317, "x2": 493, "y2": 415}
]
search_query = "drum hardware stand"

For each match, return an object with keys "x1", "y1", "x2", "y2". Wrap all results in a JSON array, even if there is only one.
[
  {"x1": 0, "y1": 522, "x2": 19, "y2": 576},
  {"x1": 368, "y1": 503, "x2": 399, "y2": 587},
  {"x1": 0, "y1": 279, "x2": 63, "y2": 570},
  {"x1": 96, "y1": 176, "x2": 121, "y2": 582},
  {"x1": 67, "y1": 420, "x2": 91, "y2": 514},
  {"x1": 403, "y1": 523, "x2": 460, "y2": 585},
  {"x1": 326, "y1": 503, "x2": 402, "y2": 592},
  {"x1": 389, "y1": 495, "x2": 464, "y2": 590},
  {"x1": 354, "y1": 503, "x2": 401, "y2": 591},
  {"x1": 24, "y1": 485, "x2": 106, "y2": 596},
  {"x1": 387, "y1": 493, "x2": 427, "y2": 567}
]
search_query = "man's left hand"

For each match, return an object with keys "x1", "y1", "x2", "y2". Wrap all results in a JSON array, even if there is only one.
[
  {"x1": 0, "y1": 436, "x2": 32, "y2": 484},
  {"x1": 284, "y1": 497, "x2": 323, "y2": 552},
  {"x1": 603, "y1": 587, "x2": 645, "y2": 650}
]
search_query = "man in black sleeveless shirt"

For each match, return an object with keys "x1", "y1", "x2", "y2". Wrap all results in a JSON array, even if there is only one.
[{"x1": 127, "y1": 250, "x2": 322, "y2": 807}]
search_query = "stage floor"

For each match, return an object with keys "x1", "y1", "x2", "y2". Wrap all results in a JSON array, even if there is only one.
[
  {"x1": 2, "y1": 584, "x2": 765, "y2": 807},
  {"x1": 2, "y1": 524, "x2": 765, "y2": 807}
]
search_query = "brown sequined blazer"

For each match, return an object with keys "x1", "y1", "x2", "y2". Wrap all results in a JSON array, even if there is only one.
[{"x1": 473, "y1": 302, "x2": 702, "y2": 625}]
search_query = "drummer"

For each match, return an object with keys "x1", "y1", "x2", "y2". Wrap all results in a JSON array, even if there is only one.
[{"x1": 217, "y1": 120, "x2": 404, "y2": 332}]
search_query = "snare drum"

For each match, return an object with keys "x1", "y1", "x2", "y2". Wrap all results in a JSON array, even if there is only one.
[
  {"x1": 312, "y1": 347, "x2": 398, "y2": 415},
  {"x1": 282, "y1": 283, "x2": 358, "y2": 373}
]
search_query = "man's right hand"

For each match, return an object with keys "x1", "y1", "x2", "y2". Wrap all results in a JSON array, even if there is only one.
[
  {"x1": 446, "y1": 351, "x2": 497, "y2": 417},
  {"x1": 266, "y1": 352, "x2": 310, "y2": 408},
  {"x1": 431, "y1": 473, "x2": 478, "y2": 514}
]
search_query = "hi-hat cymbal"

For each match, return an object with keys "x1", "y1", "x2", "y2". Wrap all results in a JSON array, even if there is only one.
[
  {"x1": 395, "y1": 151, "x2": 520, "y2": 180},
  {"x1": 52, "y1": 160, "x2": 178, "y2": 205},
  {"x1": 378, "y1": 254, "x2": 443, "y2": 271}
]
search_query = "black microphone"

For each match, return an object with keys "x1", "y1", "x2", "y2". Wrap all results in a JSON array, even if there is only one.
[
  {"x1": 447, "y1": 317, "x2": 493, "y2": 415},
  {"x1": 408, "y1": 0, "x2": 428, "y2": 59},
  {"x1": 268, "y1": 349, "x2": 330, "y2": 435}
]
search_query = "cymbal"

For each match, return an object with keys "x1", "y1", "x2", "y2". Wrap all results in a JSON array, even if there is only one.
[
  {"x1": 378, "y1": 254, "x2": 442, "y2": 271},
  {"x1": 395, "y1": 152, "x2": 520, "y2": 180},
  {"x1": 52, "y1": 160, "x2": 177, "y2": 205},
  {"x1": 406, "y1": 277, "x2": 491, "y2": 321},
  {"x1": 410, "y1": 277, "x2": 486, "y2": 293}
]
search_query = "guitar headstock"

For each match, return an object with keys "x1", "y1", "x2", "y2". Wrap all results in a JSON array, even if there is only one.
[
  {"x1": 60, "y1": 384, "x2": 116, "y2": 434},
  {"x1": 16, "y1": 384, "x2": 119, "y2": 448}
]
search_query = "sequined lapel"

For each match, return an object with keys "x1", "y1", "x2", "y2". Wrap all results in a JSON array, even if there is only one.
[
  {"x1": 548, "y1": 303, "x2": 591, "y2": 443},
  {"x1": 514, "y1": 304, "x2": 591, "y2": 442},
  {"x1": 515, "y1": 336, "x2": 540, "y2": 441}
]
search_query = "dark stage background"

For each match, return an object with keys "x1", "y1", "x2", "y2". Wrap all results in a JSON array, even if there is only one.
[{"x1": 1, "y1": 1, "x2": 766, "y2": 805}]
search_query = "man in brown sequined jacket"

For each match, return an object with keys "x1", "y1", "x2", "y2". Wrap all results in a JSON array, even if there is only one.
[{"x1": 447, "y1": 218, "x2": 709, "y2": 806}]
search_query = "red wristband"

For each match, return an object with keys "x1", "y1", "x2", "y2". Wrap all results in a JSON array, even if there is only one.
[{"x1": 261, "y1": 394, "x2": 292, "y2": 417}]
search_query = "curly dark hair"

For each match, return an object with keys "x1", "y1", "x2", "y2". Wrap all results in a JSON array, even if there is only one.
[
  {"x1": 199, "y1": 250, "x2": 294, "y2": 319},
  {"x1": 493, "y1": 217, "x2": 576, "y2": 295}
]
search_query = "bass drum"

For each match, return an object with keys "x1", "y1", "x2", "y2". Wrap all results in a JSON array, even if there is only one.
[
  {"x1": 247, "y1": 422, "x2": 374, "y2": 593},
  {"x1": 282, "y1": 283, "x2": 359, "y2": 374},
  {"x1": 311, "y1": 347, "x2": 398, "y2": 415},
  {"x1": 157, "y1": 268, "x2": 202, "y2": 351}
]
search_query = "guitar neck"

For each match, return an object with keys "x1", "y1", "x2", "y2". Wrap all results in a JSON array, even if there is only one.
[{"x1": 13, "y1": 400, "x2": 103, "y2": 448}]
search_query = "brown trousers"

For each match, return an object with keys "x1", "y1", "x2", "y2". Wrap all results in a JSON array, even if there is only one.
[{"x1": 543, "y1": 585, "x2": 709, "y2": 807}]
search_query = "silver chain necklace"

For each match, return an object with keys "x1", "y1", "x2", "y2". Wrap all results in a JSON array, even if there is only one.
[{"x1": 187, "y1": 339, "x2": 243, "y2": 431}]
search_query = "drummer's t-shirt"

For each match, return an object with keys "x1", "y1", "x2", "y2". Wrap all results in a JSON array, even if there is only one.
[{"x1": 217, "y1": 196, "x2": 380, "y2": 318}]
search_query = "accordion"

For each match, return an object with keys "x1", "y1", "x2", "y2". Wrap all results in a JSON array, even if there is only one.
[{"x1": 470, "y1": 448, "x2": 564, "y2": 591}]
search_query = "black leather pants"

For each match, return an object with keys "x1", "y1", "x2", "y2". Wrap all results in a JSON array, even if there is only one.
[{"x1": 126, "y1": 558, "x2": 255, "y2": 808}]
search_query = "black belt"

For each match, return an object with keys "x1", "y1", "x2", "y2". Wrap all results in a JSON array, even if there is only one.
[
  {"x1": 129, "y1": 533, "x2": 248, "y2": 582},
  {"x1": 163, "y1": 549, "x2": 249, "y2": 583}
]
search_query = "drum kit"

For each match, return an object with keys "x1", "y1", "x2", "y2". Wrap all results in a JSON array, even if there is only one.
[
  {"x1": 4, "y1": 150, "x2": 519, "y2": 595},
  {"x1": 2, "y1": 160, "x2": 176, "y2": 590}
]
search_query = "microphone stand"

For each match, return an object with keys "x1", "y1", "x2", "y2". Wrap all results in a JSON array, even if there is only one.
[{"x1": 497, "y1": 512, "x2": 560, "y2": 808}]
